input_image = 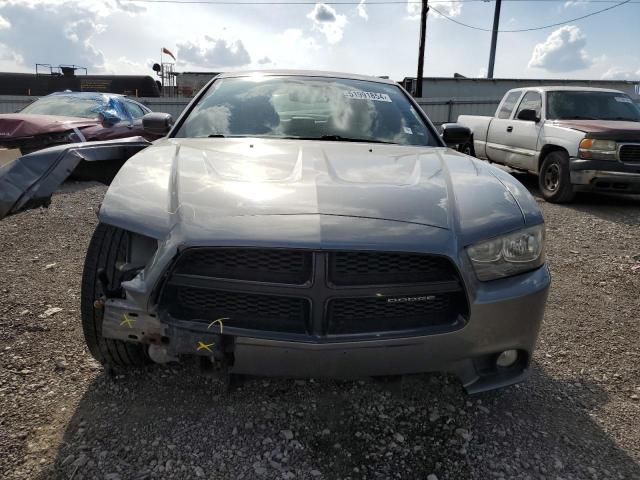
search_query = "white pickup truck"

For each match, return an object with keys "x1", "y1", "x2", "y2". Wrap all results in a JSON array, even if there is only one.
[{"x1": 458, "y1": 86, "x2": 640, "y2": 202}]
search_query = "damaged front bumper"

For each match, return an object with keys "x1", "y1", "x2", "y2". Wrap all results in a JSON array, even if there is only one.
[
  {"x1": 100, "y1": 265, "x2": 550, "y2": 394},
  {"x1": 570, "y1": 158, "x2": 640, "y2": 193},
  {"x1": 0, "y1": 137, "x2": 150, "y2": 220}
]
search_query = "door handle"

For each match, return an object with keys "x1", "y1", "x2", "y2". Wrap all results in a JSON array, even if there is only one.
[{"x1": 506, "y1": 126, "x2": 513, "y2": 132}]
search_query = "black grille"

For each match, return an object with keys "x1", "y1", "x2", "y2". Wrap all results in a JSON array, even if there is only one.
[
  {"x1": 173, "y1": 248, "x2": 312, "y2": 284},
  {"x1": 329, "y1": 252, "x2": 457, "y2": 286},
  {"x1": 619, "y1": 144, "x2": 640, "y2": 163},
  {"x1": 160, "y1": 249, "x2": 467, "y2": 339},
  {"x1": 165, "y1": 287, "x2": 309, "y2": 333},
  {"x1": 327, "y1": 293, "x2": 463, "y2": 334}
]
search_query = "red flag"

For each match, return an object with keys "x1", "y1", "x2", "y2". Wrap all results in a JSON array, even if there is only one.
[{"x1": 162, "y1": 47, "x2": 176, "y2": 61}]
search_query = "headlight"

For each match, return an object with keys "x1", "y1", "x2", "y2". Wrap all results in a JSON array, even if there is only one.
[
  {"x1": 466, "y1": 225, "x2": 545, "y2": 281},
  {"x1": 578, "y1": 138, "x2": 617, "y2": 161}
]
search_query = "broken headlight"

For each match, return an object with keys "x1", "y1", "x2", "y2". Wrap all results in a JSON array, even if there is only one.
[{"x1": 466, "y1": 225, "x2": 545, "y2": 281}]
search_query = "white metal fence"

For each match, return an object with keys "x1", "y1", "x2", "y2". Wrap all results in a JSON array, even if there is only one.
[{"x1": 0, "y1": 95, "x2": 500, "y2": 126}]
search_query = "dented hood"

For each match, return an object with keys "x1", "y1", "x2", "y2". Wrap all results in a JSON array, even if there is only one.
[
  {"x1": 0, "y1": 113, "x2": 99, "y2": 138},
  {"x1": 100, "y1": 137, "x2": 542, "y2": 245}
]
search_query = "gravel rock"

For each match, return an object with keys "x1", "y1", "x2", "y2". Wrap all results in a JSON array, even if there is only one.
[{"x1": 0, "y1": 181, "x2": 639, "y2": 480}]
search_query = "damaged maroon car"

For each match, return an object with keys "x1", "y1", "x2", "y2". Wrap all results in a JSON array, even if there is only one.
[{"x1": 0, "y1": 91, "x2": 160, "y2": 155}]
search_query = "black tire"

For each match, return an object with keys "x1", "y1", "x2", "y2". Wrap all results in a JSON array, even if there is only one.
[
  {"x1": 459, "y1": 142, "x2": 475, "y2": 157},
  {"x1": 538, "y1": 151, "x2": 575, "y2": 203},
  {"x1": 80, "y1": 223, "x2": 150, "y2": 367}
]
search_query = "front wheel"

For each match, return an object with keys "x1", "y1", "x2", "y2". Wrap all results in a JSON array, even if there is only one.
[
  {"x1": 538, "y1": 151, "x2": 575, "y2": 203},
  {"x1": 80, "y1": 223, "x2": 151, "y2": 367},
  {"x1": 459, "y1": 142, "x2": 475, "y2": 157}
]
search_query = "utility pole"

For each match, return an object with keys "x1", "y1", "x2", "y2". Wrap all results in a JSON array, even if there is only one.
[
  {"x1": 487, "y1": 0, "x2": 502, "y2": 79},
  {"x1": 415, "y1": 0, "x2": 429, "y2": 97}
]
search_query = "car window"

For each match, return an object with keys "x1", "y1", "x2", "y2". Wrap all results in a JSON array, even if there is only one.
[
  {"x1": 547, "y1": 91, "x2": 640, "y2": 121},
  {"x1": 515, "y1": 91, "x2": 542, "y2": 119},
  {"x1": 497, "y1": 91, "x2": 523, "y2": 119},
  {"x1": 124, "y1": 100, "x2": 146, "y2": 119},
  {"x1": 21, "y1": 96, "x2": 103, "y2": 118},
  {"x1": 174, "y1": 76, "x2": 439, "y2": 146}
]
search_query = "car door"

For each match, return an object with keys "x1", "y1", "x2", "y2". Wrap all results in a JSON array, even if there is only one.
[
  {"x1": 95, "y1": 100, "x2": 147, "y2": 141},
  {"x1": 486, "y1": 90, "x2": 524, "y2": 164},
  {"x1": 503, "y1": 91, "x2": 543, "y2": 170},
  {"x1": 123, "y1": 100, "x2": 159, "y2": 140}
]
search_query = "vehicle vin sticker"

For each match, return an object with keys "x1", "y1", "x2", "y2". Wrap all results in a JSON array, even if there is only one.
[{"x1": 344, "y1": 91, "x2": 392, "y2": 102}]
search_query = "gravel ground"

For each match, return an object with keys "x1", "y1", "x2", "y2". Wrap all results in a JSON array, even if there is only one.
[{"x1": 0, "y1": 179, "x2": 639, "y2": 480}]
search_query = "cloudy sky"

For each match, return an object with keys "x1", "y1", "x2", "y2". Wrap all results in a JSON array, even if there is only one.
[{"x1": 0, "y1": 0, "x2": 638, "y2": 82}]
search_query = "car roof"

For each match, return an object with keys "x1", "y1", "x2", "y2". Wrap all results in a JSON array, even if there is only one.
[
  {"x1": 47, "y1": 91, "x2": 126, "y2": 100},
  {"x1": 507, "y1": 86, "x2": 625, "y2": 94},
  {"x1": 216, "y1": 70, "x2": 398, "y2": 86}
]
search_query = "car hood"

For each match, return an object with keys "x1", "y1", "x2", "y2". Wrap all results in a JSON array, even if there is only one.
[
  {"x1": 99, "y1": 138, "x2": 542, "y2": 246},
  {"x1": 0, "y1": 113, "x2": 99, "y2": 138},
  {"x1": 552, "y1": 119, "x2": 640, "y2": 141}
]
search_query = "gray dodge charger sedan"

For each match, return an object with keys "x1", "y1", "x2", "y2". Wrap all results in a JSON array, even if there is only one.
[{"x1": 4, "y1": 71, "x2": 551, "y2": 393}]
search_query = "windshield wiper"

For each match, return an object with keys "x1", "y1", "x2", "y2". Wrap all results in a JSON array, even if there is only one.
[
  {"x1": 320, "y1": 135, "x2": 394, "y2": 144},
  {"x1": 205, "y1": 134, "x2": 399, "y2": 144},
  {"x1": 610, "y1": 117, "x2": 640, "y2": 122},
  {"x1": 271, "y1": 134, "x2": 393, "y2": 144}
]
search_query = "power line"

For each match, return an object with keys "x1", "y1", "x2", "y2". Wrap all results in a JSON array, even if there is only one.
[
  {"x1": 430, "y1": 0, "x2": 631, "y2": 32},
  {"x1": 121, "y1": 0, "x2": 637, "y2": 31}
]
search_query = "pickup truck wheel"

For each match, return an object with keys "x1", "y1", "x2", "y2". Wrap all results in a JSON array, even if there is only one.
[
  {"x1": 80, "y1": 223, "x2": 151, "y2": 367},
  {"x1": 459, "y1": 142, "x2": 475, "y2": 157},
  {"x1": 539, "y1": 152, "x2": 575, "y2": 203}
]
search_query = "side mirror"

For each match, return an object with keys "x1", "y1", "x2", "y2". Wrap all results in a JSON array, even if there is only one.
[
  {"x1": 142, "y1": 112, "x2": 174, "y2": 136},
  {"x1": 517, "y1": 108, "x2": 539, "y2": 122},
  {"x1": 441, "y1": 123, "x2": 471, "y2": 147},
  {"x1": 98, "y1": 110, "x2": 121, "y2": 126}
]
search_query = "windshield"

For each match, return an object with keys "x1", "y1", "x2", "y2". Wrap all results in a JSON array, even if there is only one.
[
  {"x1": 547, "y1": 91, "x2": 640, "y2": 122},
  {"x1": 174, "y1": 76, "x2": 438, "y2": 146},
  {"x1": 21, "y1": 96, "x2": 104, "y2": 118}
]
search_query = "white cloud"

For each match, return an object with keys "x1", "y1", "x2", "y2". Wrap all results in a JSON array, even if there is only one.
[
  {"x1": 177, "y1": 37, "x2": 251, "y2": 68},
  {"x1": 0, "y1": 15, "x2": 10, "y2": 29},
  {"x1": 564, "y1": 0, "x2": 588, "y2": 8},
  {"x1": 528, "y1": 25, "x2": 592, "y2": 73},
  {"x1": 0, "y1": 1, "x2": 106, "y2": 71},
  {"x1": 257, "y1": 56, "x2": 271, "y2": 65},
  {"x1": 103, "y1": 56, "x2": 148, "y2": 74},
  {"x1": 306, "y1": 3, "x2": 348, "y2": 44},
  {"x1": 357, "y1": 0, "x2": 368, "y2": 21},
  {"x1": 114, "y1": 0, "x2": 146, "y2": 14},
  {"x1": 407, "y1": 0, "x2": 462, "y2": 20},
  {"x1": 600, "y1": 66, "x2": 640, "y2": 80},
  {"x1": 265, "y1": 28, "x2": 320, "y2": 68}
]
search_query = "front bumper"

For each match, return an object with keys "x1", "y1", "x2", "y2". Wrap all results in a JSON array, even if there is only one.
[
  {"x1": 570, "y1": 158, "x2": 640, "y2": 193},
  {"x1": 101, "y1": 265, "x2": 550, "y2": 394}
]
